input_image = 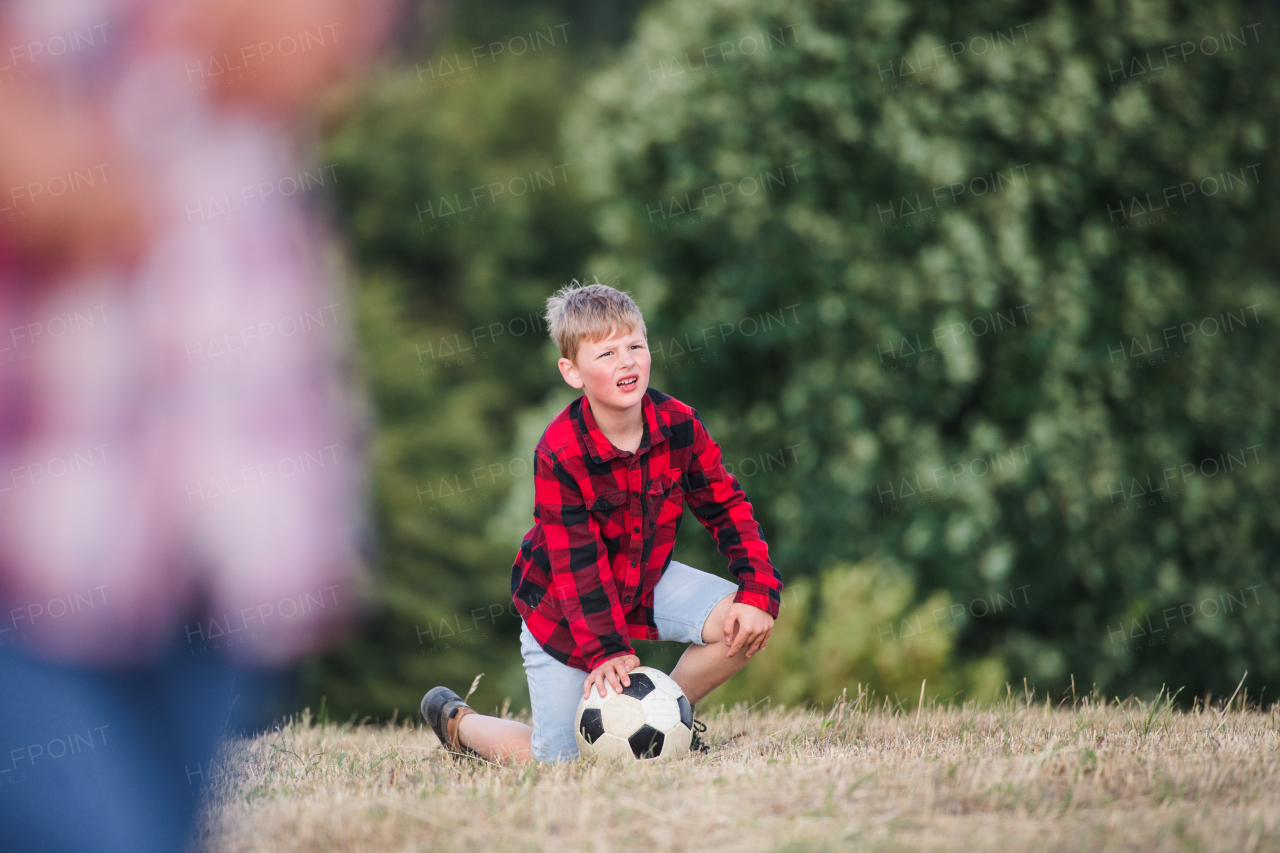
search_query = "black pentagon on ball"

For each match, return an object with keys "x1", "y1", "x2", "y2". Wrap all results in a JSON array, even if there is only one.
[
  {"x1": 619, "y1": 673, "x2": 656, "y2": 700},
  {"x1": 578, "y1": 708, "x2": 605, "y2": 744},
  {"x1": 628, "y1": 724, "x2": 665, "y2": 758},
  {"x1": 677, "y1": 695, "x2": 693, "y2": 729}
]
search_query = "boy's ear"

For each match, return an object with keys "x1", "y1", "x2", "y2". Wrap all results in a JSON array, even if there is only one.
[{"x1": 557, "y1": 356, "x2": 585, "y2": 389}]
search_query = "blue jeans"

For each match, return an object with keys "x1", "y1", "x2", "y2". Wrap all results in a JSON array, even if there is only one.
[
  {"x1": 520, "y1": 560, "x2": 735, "y2": 763},
  {"x1": 0, "y1": 643, "x2": 280, "y2": 853}
]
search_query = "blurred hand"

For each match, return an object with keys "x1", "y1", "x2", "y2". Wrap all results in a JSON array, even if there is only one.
[
  {"x1": 583, "y1": 654, "x2": 641, "y2": 699},
  {"x1": 723, "y1": 603, "x2": 773, "y2": 660},
  {"x1": 0, "y1": 86, "x2": 148, "y2": 274}
]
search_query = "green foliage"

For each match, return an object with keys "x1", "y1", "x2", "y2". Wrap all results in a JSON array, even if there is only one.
[
  {"x1": 703, "y1": 561, "x2": 1007, "y2": 710},
  {"x1": 563, "y1": 0, "x2": 1280, "y2": 702},
  {"x1": 311, "y1": 0, "x2": 1280, "y2": 717}
]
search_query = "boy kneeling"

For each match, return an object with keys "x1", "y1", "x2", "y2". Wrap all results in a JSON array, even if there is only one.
[{"x1": 422, "y1": 282, "x2": 783, "y2": 762}]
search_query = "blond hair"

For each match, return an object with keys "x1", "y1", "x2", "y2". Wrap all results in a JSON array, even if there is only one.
[{"x1": 545, "y1": 279, "x2": 647, "y2": 362}]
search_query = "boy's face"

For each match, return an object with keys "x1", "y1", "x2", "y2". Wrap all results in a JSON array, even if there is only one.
[{"x1": 558, "y1": 324, "x2": 651, "y2": 415}]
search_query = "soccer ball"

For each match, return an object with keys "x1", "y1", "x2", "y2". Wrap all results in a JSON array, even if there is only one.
[{"x1": 574, "y1": 666, "x2": 694, "y2": 760}]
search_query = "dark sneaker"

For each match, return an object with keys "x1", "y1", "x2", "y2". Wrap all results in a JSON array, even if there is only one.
[
  {"x1": 421, "y1": 686, "x2": 479, "y2": 758},
  {"x1": 690, "y1": 718, "x2": 710, "y2": 754}
]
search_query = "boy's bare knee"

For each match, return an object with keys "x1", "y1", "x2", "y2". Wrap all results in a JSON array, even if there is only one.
[{"x1": 700, "y1": 593, "x2": 737, "y2": 645}]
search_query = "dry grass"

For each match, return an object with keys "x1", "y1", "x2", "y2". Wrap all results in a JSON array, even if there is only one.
[{"x1": 198, "y1": 688, "x2": 1280, "y2": 853}]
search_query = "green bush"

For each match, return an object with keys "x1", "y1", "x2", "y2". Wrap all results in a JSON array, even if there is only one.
[
  {"x1": 313, "y1": 0, "x2": 1280, "y2": 717},
  {"x1": 703, "y1": 561, "x2": 1007, "y2": 711},
  {"x1": 564, "y1": 0, "x2": 1280, "y2": 702}
]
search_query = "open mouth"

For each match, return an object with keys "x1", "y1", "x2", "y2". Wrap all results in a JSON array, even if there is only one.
[{"x1": 617, "y1": 376, "x2": 639, "y2": 389}]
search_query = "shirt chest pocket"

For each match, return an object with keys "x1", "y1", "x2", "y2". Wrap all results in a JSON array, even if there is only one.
[
  {"x1": 646, "y1": 469, "x2": 685, "y2": 526},
  {"x1": 587, "y1": 489, "x2": 628, "y2": 539}
]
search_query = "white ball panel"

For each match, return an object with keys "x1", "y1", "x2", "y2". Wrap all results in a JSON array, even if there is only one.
[
  {"x1": 661, "y1": 676, "x2": 686, "y2": 698},
  {"x1": 591, "y1": 733, "x2": 636, "y2": 760},
  {"x1": 640, "y1": 693, "x2": 681, "y2": 733},
  {"x1": 632, "y1": 666, "x2": 685, "y2": 700},
  {"x1": 600, "y1": 695, "x2": 646, "y2": 737},
  {"x1": 662, "y1": 723, "x2": 693, "y2": 758}
]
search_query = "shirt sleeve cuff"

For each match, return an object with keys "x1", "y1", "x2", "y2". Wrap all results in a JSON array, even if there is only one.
[
  {"x1": 585, "y1": 648, "x2": 635, "y2": 672},
  {"x1": 733, "y1": 587, "x2": 780, "y2": 619}
]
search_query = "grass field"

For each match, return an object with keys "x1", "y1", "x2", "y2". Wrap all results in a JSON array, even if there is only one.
[{"x1": 198, "y1": 686, "x2": 1280, "y2": 852}]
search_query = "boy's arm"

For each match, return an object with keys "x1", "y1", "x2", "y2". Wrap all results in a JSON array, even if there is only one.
[
  {"x1": 534, "y1": 449, "x2": 636, "y2": 671},
  {"x1": 683, "y1": 413, "x2": 783, "y2": 617}
]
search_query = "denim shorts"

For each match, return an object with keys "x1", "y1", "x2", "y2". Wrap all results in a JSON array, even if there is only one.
[{"x1": 520, "y1": 559, "x2": 736, "y2": 763}]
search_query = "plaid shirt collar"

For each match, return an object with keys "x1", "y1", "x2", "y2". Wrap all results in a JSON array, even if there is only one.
[{"x1": 574, "y1": 390, "x2": 673, "y2": 463}]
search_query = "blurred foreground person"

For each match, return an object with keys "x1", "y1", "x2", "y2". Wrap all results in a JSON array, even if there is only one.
[{"x1": 0, "y1": 1, "x2": 399, "y2": 849}]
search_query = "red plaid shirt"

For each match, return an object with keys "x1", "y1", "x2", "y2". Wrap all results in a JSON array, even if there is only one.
[{"x1": 511, "y1": 388, "x2": 782, "y2": 672}]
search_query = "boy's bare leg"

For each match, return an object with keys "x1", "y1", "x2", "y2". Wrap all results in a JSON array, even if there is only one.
[
  {"x1": 670, "y1": 593, "x2": 751, "y2": 705},
  {"x1": 448, "y1": 713, "x2": 535, "y2": 764}
]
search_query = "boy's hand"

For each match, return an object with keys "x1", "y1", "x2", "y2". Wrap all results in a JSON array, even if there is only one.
[
  {"x1": 583, "y1": 654, "x2": 641, "y2": 699},
  {"x1": 724, "y1": 603, "x2": 774, "y2": 660}
]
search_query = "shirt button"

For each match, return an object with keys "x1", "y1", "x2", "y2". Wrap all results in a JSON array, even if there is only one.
[
  {"x1": 633, "y1": 526, "x2": 639, "y2": 533},
  {"x1": 633, "y1": 491, "x2": 640, "y2": 498},
  {"x1": 630, "y1": 561, "x2": 637, "y2": 567},
  {"x1": 623, "y1": 595, "x2": 632, "y2": 603}
]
